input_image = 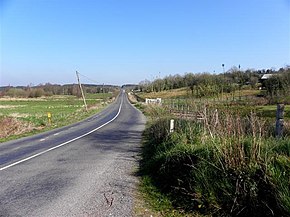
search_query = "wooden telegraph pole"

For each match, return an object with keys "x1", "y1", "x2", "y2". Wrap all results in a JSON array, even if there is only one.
[{"x1": 76, "y1": 71, "x2": 88, "y2": 112}]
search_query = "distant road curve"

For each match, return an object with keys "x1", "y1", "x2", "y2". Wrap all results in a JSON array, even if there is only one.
[{"x1": 0, "y1": 91, "x2": 146, "y2": 216}]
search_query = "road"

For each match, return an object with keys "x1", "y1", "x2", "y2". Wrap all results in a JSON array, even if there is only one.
[{"x1": 0, "y1": 91, "x2": 146, "y2": 217}]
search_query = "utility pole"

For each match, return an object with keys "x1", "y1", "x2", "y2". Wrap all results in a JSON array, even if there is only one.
[
  {"x1": 239, "y1": 64, "x2": 241, "y2": 100},
  {"x1": 222, "y1": 64, "x2": 225, "y2": 100},
  {"x1": 103, "y1": 83, "x2": 105, "y2": 102},
  {"x1": 76, "y1": 71, "x2": 88, "y2": 112}
]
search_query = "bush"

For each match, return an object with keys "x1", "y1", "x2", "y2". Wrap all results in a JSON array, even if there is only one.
[
  {"x1": 6, "y1": 88, "x2": 28, "y2": 98},
  {"x1": 28, "y1": 88, "x2": 45, "y2": 98}
]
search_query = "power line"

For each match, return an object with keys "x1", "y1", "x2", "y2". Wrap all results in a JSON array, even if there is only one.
[{"x1": 77, "y1": 72, "x2": 100, "y2": 85}]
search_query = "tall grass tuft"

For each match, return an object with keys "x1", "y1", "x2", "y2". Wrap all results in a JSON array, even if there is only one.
[{"x1": 141, "y1": 105, "x2": 290, "y2": 216}]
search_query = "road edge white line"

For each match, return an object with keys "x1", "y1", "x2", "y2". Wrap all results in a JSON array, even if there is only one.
[{"x1": 0, "y1": 95, "x2": 123, "y2": 171}]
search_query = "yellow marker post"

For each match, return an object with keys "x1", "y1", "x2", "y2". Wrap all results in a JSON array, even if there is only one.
[{"x1": 47, "y1": 112, "x2": 52, "y2": 125}]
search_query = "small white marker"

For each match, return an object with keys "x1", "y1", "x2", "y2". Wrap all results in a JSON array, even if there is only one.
[{"x1": 170, "y1": 119, "x2": 174, "y2": 133}]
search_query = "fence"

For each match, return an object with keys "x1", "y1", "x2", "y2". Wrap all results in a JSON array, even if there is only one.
[
  {"x1": 162, "y1": 99, "x2": 286, "y2": 138},
  {"x1": 134, "y1": 93, "x2": 286, "y2": 137}
]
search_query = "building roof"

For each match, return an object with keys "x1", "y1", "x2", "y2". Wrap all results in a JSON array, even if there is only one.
[{"x1": 261, "y1": 74, "x2": 274, "y2": 80}]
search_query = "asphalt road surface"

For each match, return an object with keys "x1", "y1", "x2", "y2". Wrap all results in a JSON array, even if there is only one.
[{"x1": 0, "y1": 91, "x2": 146, "y2": 217}]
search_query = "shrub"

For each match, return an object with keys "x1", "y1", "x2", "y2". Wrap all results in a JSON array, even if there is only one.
[
  {"x1": 6, "y1": 88, "x2": 28, "y2": 98},
  {"x1": 28, "y1": 88, "x2": 45, "y2": 98}
]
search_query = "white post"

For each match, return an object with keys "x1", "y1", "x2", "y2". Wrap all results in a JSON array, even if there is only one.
[{"x1": 170, "y1": 119, "x2": 174, "y2": 133}]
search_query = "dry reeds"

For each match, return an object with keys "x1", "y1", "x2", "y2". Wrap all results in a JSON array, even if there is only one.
[
  {"x1": 196, "y1": 106, "x2": 266, "y2": 170},
  {"x1": 0, "y1": 116, "x2": 34, "y2": 139}
]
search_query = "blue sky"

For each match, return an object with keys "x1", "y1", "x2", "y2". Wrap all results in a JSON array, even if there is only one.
[{"x1": 1, "y1": 0, "x2": 290, "y2": 86}]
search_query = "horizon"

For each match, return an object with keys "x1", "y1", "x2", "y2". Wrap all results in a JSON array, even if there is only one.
[{"x1": 1, "y1": 65, "x2": 288, "y2": 88}]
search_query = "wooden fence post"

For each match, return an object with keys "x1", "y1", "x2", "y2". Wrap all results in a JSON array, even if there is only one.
[{"x1": 276, "y1": 103, "x2": 284, "y2": 138}]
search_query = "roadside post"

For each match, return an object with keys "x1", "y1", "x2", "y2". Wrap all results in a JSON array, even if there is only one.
[
  {"x1": 170, "y1": 119, "x2": 174, "y2": 133},
  {"x1": 47, "y1": 112, "x2": 52, "y2": 126},
  {"x1": 275, "y1": 104, "x2": 284, "y2": 138}
]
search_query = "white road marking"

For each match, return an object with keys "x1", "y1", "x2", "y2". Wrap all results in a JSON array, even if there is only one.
[
  {"x1": 40, "y1": 136, "x2": 49, "y2": 141},
  {"x1": 53, "y1": 133, "x2": 60, "y2": 136},
  {"x1": 0, "y1": 96, "x2": 123, "y2": 171}
]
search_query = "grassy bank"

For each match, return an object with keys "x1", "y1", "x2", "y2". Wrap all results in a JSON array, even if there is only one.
[
  {"x1": 0, "y1": 93, "x2": 113, "y2": 142},
  {"x1": 138, "y1": 105, "x2": 290, "y2": 216}
]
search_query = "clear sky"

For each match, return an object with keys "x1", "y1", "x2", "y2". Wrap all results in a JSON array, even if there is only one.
[{"x1": 1, "y1": 0, "x2": 290, "y2": 86}]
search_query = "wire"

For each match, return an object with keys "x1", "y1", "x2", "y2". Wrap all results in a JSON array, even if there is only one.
[{"x1": 77, "y1": 71, "x2": 102, "y2": 85}]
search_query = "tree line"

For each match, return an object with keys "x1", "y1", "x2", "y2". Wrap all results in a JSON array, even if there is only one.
[
  {"x1": 0, "y1": 83, "x2": 119, "y2": 98},
  {"x1": 138, "y1": 66, "x2": 290, "y2": 102}
]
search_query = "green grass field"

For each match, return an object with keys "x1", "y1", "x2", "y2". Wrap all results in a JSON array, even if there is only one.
[
  {"x1": 0, "y1": 93, "x2": 113, "y2": 142},
  {"x1": 136, "y1": 88, "x2": 290, "y2": 120}
]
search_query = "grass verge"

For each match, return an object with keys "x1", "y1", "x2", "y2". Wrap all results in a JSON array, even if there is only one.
[
  {"x1": 0, "y1": 93, "x2": 113, "y2": 142},
  {"x1": 138, "y1": 105, "x2": 290, "y2": 216}
]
